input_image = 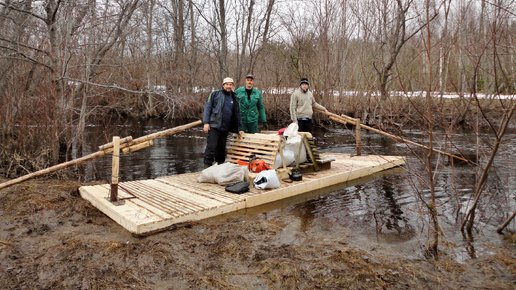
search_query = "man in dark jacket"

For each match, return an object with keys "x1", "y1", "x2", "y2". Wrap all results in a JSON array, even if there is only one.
[{"x1": 202, "y1": 77, "x2": 244, "y2": 168}]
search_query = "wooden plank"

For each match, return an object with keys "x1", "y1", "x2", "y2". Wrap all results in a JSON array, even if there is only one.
[
  {"x1": 156, "y1": 179, "x2": 239, "y2": 204},
  {"x1": 246, "y1": 155, "x2": 405, "y2": 208},
  {"x1": 227, "y1": 145, "x2": 277, "y2": 154},
  {"x1": 302, "y1": 135, "x2": 319, "y2": 171},
  {"x1": 226, "y1": 154, "x2": 275, "y2": 164},
  {"x1": 227, "y1": 144, "x2": 279, "y2": 155},
  {"x1": 227, "y1": 150, "x2": 276, "y2": 160},
  {"x1": 110, "y1": 136, "x2": 120, "y2": 201},
  {"x1": 118, "y1": 182, "x2": 192, "y2": 216},
  {"x1": 136, "y1": 201, "x2": 249, "y2": 235},
  {"x1": 231, "y1": 133, "x2": 282, "y2": 142},
  {"x1": 143, "y1": 180, "x2": 227, "y2": 209},
  {"x1": 229, "y1": 139, "x2": 279, "y2": 147},
  {"x1": 99, "y1": 184, "x2": 175, "y2": 219},
  {"x1": 297, "y1": 132, "x2": 313, "y2": 140},
  {"x1": 121, "y1": 139, "x2": 153, "y2": 154},
  {"x1": 79, "y1": 185, "x2": 162, "y2": 232},
  {"x1": 99, "y1": 136, "x2": 133, "y2": 151},
  {"x1": 157, "y1": 174, "x2": 256, "y2": 200},
  {"x1": 123, "y1": 181, "x2": 203, "y2": 214}
]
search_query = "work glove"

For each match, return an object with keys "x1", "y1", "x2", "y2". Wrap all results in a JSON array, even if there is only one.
[{"x1": 262, "y1": 122, "x2": 268, "y2": 130}]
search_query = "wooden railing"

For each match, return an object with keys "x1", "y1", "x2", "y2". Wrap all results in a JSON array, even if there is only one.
[
  {"x1": 0, "y1": 120, "x2": 202, "y2": 191},
  {"x1": 317, "y1": 110, "x2": 467, "y2": 162}
]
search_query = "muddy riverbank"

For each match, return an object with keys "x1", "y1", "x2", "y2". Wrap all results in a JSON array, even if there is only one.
[{"x1": 1, "y1": 178, "x2": 514, "y2": 289}]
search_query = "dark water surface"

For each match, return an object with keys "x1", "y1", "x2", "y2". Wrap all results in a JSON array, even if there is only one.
[{"x1": 79, "y1": 118, "x2": 516, "y2": 262}]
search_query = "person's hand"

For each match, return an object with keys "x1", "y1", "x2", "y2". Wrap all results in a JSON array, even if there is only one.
[
  {"x1": 324, "y1": 109, "x2": 329, "y2": 113},
  {"x1": 238, "y1": 131, "x2": 244, "y2": 138},
  {"x1": 203, "y1": 123, "x2": 210, "y2": 133},
  {"x1": 262, "y1": 122, "x2": 268, "y2": 130}
]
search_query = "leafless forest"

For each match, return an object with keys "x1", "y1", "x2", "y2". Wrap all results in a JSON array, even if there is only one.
[{"x1": 1, "y1": 0, "x2": 515, "y2": 255}]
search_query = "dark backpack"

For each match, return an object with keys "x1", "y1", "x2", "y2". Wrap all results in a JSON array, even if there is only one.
[{"x1": 225, "y1": 181, "x2": 250, "y2": 194}]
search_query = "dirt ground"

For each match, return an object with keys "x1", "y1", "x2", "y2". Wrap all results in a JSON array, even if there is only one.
[{"x1": 0, "y1": 178, "x2": 515, "y2": 289}]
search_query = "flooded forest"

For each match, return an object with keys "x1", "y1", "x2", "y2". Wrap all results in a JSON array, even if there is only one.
[{"x1": 1, "y1": 0, "x2": 515, "y2": 288}]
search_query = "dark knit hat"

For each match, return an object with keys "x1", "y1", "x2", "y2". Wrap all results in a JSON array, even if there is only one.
[{"x1": 300, "y1": 78, "x2": 310, "y2": 86}]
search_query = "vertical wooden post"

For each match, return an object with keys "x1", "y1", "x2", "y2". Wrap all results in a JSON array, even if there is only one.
[
  {"x1": 110, "y1": 136, "x2": 120, "y2": 202},
  {"x1": 355, "y1": 118, "x2": 361, "y2": 156},
  {"x1": 278, "y1": 144, "x2": 287, "y2": 170}
]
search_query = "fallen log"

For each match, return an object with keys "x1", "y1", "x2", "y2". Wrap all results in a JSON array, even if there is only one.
[{"x1": 0, "y1": 120, "x2": 202, "y2": 191}]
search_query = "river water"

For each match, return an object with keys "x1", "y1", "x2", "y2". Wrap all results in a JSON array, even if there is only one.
[{"x1": 78, "y1": 117, "x2": 515, "y2": 262}]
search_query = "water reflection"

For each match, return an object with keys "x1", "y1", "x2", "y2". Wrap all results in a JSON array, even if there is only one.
[
  {"x1": 80, "y1": 118, "x2": 207, "y2": 183},
  {"x1": 373, "y1": 178, "x2": 415, "y2": 243},
  {"x1": 79, "y1": 118, "x2": 516, "y2": 262}
]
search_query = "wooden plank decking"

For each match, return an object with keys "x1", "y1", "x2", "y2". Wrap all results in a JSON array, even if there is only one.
[{"x1": 79, "y1": 153, "x2": 405, "y2": 235}]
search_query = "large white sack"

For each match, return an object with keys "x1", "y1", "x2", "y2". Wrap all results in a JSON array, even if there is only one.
[
  {"x1": 283, "y1": 123, "x2": 298, "y2": 138},
  {"x1": 284, "y1": 123, "x2": 307, "y2": 164},
  {"x1": 197, "y1": 163, "x2": 249, "y2": 185},
  {"x1": 274, "y1": 148, "x2": 295, "y2": 169}
]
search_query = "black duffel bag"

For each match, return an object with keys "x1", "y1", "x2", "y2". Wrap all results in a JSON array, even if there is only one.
[{"x1": 225, "y1": 181, "x2": 250, "y2": 194}]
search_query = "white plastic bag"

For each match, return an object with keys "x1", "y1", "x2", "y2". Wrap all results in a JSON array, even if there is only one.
[
  {"x1": 253, "y1": 169, "x2": 280, "y2": 189},
  {"x1": 197, "y1": 163, "x2": 249, "y2": 185},
  {"x1": 283, "y1": 123, "x2": 298, "y2": 138}
]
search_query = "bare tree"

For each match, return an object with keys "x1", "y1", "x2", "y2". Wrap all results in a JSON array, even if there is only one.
[
  {"x1": 72, "y1": 0, "x2": 141, "y2": 151},
  {"x1": 461, "y1": 102, "x2": 515, "y2": 233},
  {"x1": 143, "y1": 0, "x2": 157, "y2": 117},
  {"x1": 217, "y1": 0, "x2": 229, "y2": 79},
  {"x1": 450, "y1": 0, "x2": 516, "y2": 234},
  {"x1": 235, "y1": 0, "x2": 254, "y2": 83},
  {"x1": 421, "y1": 0, "x2": 439, "y2": 258},
  {"x1": 351, "y1": 0, "x2": 432, "y2": 123}
]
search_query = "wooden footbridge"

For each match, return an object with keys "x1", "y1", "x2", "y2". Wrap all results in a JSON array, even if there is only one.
[
  {"x1": 78, "y1": 127, "x2": 405, "y2": 235},
  {"x1": 79, "y1": 152, "x2": 405, "y2": 235},
  {"x1": 5, "y1": 112, "x2": 476, "y2": 235}
]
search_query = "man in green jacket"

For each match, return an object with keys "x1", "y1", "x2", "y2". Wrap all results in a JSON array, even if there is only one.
[{"x1": 235, "y1": 74, "x2": 267, "y2": 133}]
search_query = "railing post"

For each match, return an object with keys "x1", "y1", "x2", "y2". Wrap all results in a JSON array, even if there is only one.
[
  {"x1": 355, "y1": 118, "x2": 361, "y2": 156},
  {"x1": 110, "y1": 136, "x2": 120, "y2": 202}
]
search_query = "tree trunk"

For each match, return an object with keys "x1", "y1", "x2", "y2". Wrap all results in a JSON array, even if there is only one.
[
  {"x1": 218, "y1": 0, "x2": 228, "y2": 80},
  {"x1": 172, "y1": 0, "x2": 185, "y2": 92},
  {"x1": 237, "y1": 0, "x2": 254, "y2": 82},
  {"x1": 188, "y1": 0, "x2": 197, "y2": 93},
  {"x1": 145, "y1": 0, "x2": 156, "y2": 117},
  {"x1": 425, "y1": 0, "x2": 438, "y2": 257}
]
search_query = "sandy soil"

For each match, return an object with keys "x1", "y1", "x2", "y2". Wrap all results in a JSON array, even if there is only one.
[{"x1": 0, "y1": 178, "x2": 515, "y2": 289}]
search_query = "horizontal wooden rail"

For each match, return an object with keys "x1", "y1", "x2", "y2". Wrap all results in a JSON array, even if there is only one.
[
  {"x1": 0, "y1": 120, "x2": 202, "y2": 191},
  {"x1": 317, "y1": 110, "x2": 468, "y2": 162},
  {"x1": 99, "y1": 136, "x2": 133, "y2": 151}
]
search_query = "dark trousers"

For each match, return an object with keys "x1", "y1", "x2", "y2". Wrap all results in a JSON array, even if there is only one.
[
  {"x1": 204, "y1": 128, "x2": 229, "y2": 166},
  {"x1": 297, "y1": 118, "x2": 312, "y2": 133},
  {"x1": 242, "y1": 122, "x2": 258, "y2": 134}
]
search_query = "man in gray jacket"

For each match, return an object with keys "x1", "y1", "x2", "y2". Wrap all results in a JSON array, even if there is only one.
[
  {"x1": 289, "y1": 78, "x2": 328, "y2": 133},
  {"x1": 202, "y1": 77, "x2": 244, "y2": 168}
]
